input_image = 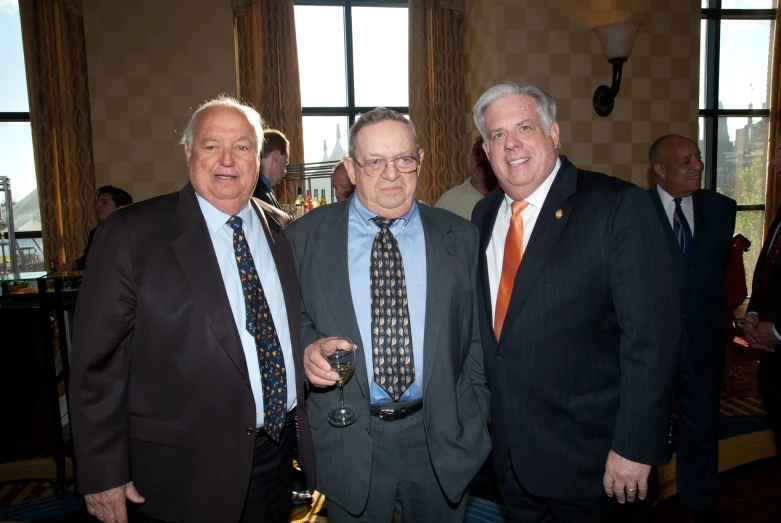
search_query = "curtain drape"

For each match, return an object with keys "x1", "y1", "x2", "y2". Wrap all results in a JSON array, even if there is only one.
[
  {"x1": 234, "y1": 0, "x2": 304, "y2": 166},
  {"x1": 766, "y1": 6, "x2": 781, "y2": 231},
  {"x1": 409, "y1": 0, "x2": 467, "y2": 205},
  {"x1": 19, "y1": 0, "x2": 96, "y2": 269}
]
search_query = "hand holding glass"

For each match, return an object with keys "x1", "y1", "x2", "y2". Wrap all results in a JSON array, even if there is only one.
[{"x1": 323, "y1": 337, "x2": 358, "y2": 427}]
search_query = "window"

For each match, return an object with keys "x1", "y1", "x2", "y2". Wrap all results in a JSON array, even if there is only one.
[
  {"x1": 700, "y1": 0, "x2": 777, "y2": 289},
  {"x1": 0, "y1": 0, "x2": 44, "y2": 273},
  {"x1": 294, "y1": 1, "x2": 408, "y2": 202}
]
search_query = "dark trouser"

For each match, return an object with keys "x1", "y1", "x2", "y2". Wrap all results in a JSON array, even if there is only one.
[
  {"x1": 327, "y1": 408, "x2": 467, "y2": 523},
  {"x1": 675, "y1": 359, "x2": 721, "y2": 511},
  {"x1": 498, "y1": 460, "x2": 657, "y2": 523},
  {"x1": 130, "y1": 412, "x2": 295, "y2": 523},
  {"x1": 759, "y1": 351, "x2": 781, "y2": 469}
]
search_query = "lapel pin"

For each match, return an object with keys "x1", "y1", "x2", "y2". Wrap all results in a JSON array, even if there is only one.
[{"x1": 555, "y1": 209, "x2": 563, "y2": 219}]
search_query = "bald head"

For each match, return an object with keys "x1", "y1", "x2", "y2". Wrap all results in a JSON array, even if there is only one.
[{"x1": 649, "y1": 134, "x2": 704, "y2": 199}]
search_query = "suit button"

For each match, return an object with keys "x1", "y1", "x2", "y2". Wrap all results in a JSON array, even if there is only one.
[
  {"x1": 685, "y1": 263, "x2": 691, "y2": 268},
  {"x1": 685, "y1": 289, "x2": 692, "y2": 295},
  {"x1": 366, "y1": 427, "x2": 371, "y2": 435},
  {"x1": 496, "y1": 352, "x2": 504, "y2": 360},
  {"x1": 245, "y1": 427, "x2": 255, "y2": 435},
  {"x1": 683, "y1": 315, "x2": 687, "y2": 321}
]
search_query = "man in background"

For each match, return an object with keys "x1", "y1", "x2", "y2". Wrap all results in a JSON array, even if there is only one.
[
  {"x1": 253, "y1": 128, "x2": 289, "y2": 209},
  {"x1": 436, "y1": 135, "x2": 497, "y2": 220},
  {"x1": 745, "y1": 137, "x2": 781, "y2": 470},
  {"x1": 648, "y1": 134, "x2": 736, "y2": 523},
  {"x1": 331, "y1": 159, "x2": 355, "y2": 201}
]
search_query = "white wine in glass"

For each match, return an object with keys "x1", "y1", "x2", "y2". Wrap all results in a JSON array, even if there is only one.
[{"x1": 324, "y1": 337, "x2": 358, "y2": 427}]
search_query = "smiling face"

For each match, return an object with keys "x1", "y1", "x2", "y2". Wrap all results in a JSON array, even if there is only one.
[
  {"x1": 482, "y1": 94, "x2": 559, "y2": 201},
  {"x1": 653, "y1": 135, "x2": 703, "y2": 199},
  {"x1": 345, "y1": 120, "x2": 423, "y2": 219},
  {"x1": 185, "y1": 106, "x2": 260, "y2": 216}
]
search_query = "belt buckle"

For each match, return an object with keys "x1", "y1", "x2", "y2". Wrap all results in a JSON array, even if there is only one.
[{"x1": 378, "y1": 408, "x2": 398, "y2": 421}]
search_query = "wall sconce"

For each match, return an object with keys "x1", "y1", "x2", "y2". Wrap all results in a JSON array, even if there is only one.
[{"x1": 592, "y1": 20, "x2": 642, "y2": 117}]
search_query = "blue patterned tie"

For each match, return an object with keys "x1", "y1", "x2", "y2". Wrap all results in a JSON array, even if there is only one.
[
  {"x1": 370, "y1": 217, "x2": 415, "y2": 401},
  {"x1": 673, "y1": 198, "x2": 692, "y2": 256},
  {"x1": 227, "y1": 216, "x2": 287, "y2": 441}
]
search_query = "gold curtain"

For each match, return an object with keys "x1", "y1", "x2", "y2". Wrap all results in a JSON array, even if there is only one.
[
  {"x1": 409, "y1": 0, "x2": 466, "y2": 205},
  {"x1": 19, "y1": 0, "x2": 96, "y2": 269},
  {"x1": 234, "y1": 0, "x2": 304, "y2": 166},
  {"x1": 766, "y1": 6, "x2": 781, "y2": 231}
]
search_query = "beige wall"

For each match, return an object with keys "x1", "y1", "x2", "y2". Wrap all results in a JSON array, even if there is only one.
[
  {"x1": 83, "y1": 0, "x2": 236, "y2": 202},
  {"x1": 465, "y1": 0, "x2": 700, "y2": 188}
]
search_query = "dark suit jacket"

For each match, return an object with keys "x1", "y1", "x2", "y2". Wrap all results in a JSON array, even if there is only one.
[
  {"x1": 472, "y1": 157, "x2": 681, "y2": 501},
  {"x1": 748, "y1": 204, "x2": 781, "y2": 407},
  {"x1": 69, "y1": 184, "x2": 315, "y2": 523},
  {"x1": 287, "y1": 200, "x2": 491, "y2": 515},
  {"x1": 253, "y1": 176, "x2": 282, "y2": 209},
  {"x1": 75, "y1": 227, "x2": 97, "y2": 270},
  {"x1": 648, "y1": 187, "x2": 736, "y2": 374}
]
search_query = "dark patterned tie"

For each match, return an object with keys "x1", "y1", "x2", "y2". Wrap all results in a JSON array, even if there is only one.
[
  {"x1": 673, "y1": 198, "x2": 693, "y2": 256},
  {"x1": 227, "y1": 216, "x2": 287, "y2": 441},
  {"x1": 370, "y1": 217, "x2": 414, "y2": 401}
]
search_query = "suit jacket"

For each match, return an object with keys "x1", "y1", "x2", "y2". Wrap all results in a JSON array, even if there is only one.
[
  {"x1": 253, "y1": 177, "x2": 282, "y2": 209},
  {"x1": 472, "y1": 157, "x2": 681, "y2": 501},
  {"x1": 286, "y1": 199, "x2": 491, "y2": 515},
  {"x1": 648, "y1": 187, "x2": 736, "y2": 374},
  {"x1": 75, "y1": 226, "x2": 97, "y2": 270},
  {"x1": 69, "y1": 184, "x2": 315, "y2": 523}
]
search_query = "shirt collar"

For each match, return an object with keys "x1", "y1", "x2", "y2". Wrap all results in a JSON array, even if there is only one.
[
  {"x1": 656, "y1": 185, "x2": 693, "y2": 208},
  {"x1": 350, "y1": 192, "x2": 418, "y2": 227},
  {"x1": 502, "y1": 157, "x2": 561, "y2": 215},
  {"x1": 195, "y1": 192, "x2": 255, "y2": 234},
  {"x1": 258, "y1": 174, "x2": 271, "y2": 192}
]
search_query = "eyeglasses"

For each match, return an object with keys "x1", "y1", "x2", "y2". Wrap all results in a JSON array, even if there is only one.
[{"x1": 353, "y1": 155, "x2": 419, "y2": 176}]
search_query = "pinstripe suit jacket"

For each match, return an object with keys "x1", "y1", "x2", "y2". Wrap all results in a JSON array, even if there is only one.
[
  {"x1": 287, "y1": 199, "x2": 491, "y2": 515},
  {"x1": 472, "y1": 156, "x2": 682, "y2": 500}
]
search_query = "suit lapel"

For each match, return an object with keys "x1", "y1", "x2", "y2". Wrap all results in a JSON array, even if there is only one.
[
  {"x1": 649, "y1": 185, "x2": 685, "y2": 261},
  {"x1": 170, "y1": 184, "x2": 250, "y2": 384},
  {"x1": 313, "y1": 204, "x2": 370, "y2": 399},
  {"x1": 498, "y1": 159, "x2": 576, "y2": 344},
  {"x1": 478, "y1": 191, "x2": 504, "y2": 348},
  {"x1": 419, "y1": 206, "x2": 456, "y2": 393},
  {"x1": 688, "y1": 190, "x2": 705, "y2": 260}
]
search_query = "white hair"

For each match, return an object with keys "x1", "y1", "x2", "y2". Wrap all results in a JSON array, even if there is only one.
[
  {"x1": 473, "y1": 82, "x2": 557, "y2": 142},
  {"x1": 180, "y1": 95, "x2": 264, "y2": 155}
]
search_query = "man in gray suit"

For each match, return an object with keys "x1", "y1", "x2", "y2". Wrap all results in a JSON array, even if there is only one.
[{"x1": 287, "y1": 107, "x2": 490, "y2": 522}]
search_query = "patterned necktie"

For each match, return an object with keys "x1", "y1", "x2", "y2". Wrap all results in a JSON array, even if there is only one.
[
  {"x1": 370, "y1": 217, "x2": 414, "y2": 402},
  {"x1": 758, "y1": 224, "x2": 781, "y2": 294},
  {"x1": 672, "y1": 198, "x2": 693, "y2": 256},
  {"x1": 495, "y1": 200, "x2": 529, "y2": 338},
  {"x1": 227, "y1": 216, "x2": 287, "y2": 441}
]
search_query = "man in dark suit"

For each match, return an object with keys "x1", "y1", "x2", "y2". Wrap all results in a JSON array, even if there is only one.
[
  {"x1": 471, "y1": 82, "x2": 681, "y2": 522},
  {"x1": 648, "y1": 134, "x2": 736, "y2": 522},
  {"x1": 70, "y1": 96, "x2": 314, "y2": 523},
  {"x1": 745, "y1": 138, "x2": 781, "y2": 469},
  {"x1": 287, "y1": 108, "x2": 490, "y2": 522},
  {"x1": 253, "y1": 128, "x2": 288, "y2": 208}
]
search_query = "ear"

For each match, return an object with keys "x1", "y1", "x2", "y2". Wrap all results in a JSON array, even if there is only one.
[
  {"x1": 344, "y1": 157, "x2": 357, "y2": 185},
  {"x1": 482, "y1": 140, "x2": 490, "y2": 158},
  {"x1": 653, "y1": 163, "x2": 666, "y2": 179},
  {"x1": 549, "y1": 122, "x2": 560, "y2": 150},
  {"x1": 184, "y1": 143, "x2": 191, "y2": 163},
  {"x1": 417, "y1": 149, "x2": 425, "y2": 169}
]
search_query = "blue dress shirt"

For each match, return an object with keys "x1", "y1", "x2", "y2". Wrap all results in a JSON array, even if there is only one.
[
  {"x1": 258, "y1": 174, "x2": 271, "y2": 192},
  {"x1": 348, "y1": 195, "x2": 426, "y2": 404},
  {"x1": 196, "y1": 193, "x2": 296, "y2": 427}
]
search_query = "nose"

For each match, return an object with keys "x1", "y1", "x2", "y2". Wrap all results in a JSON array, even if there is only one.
[
  {"x1": 220, "y1": 148, "x2": 235, "y2": 165},
  {"x1": 504, "y1": 130, "x2": 522, "y2": 150},
  {"x1": 381, "y1": 160, "x2": 400, "y2": 180}
]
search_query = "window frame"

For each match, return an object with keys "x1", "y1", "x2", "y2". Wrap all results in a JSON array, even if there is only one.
[{"x1": 700, "y1": 2, "x2": 776, "y2": 216}]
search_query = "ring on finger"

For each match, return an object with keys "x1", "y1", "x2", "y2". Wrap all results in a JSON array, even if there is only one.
[{"x1": 626, "y1": 487, "x2": 637, "y2": 493}]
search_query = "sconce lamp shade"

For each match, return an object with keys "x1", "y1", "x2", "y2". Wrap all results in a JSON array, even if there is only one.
[{"x1": 593, "y1": 21, "x2": 641, "y2": 61}]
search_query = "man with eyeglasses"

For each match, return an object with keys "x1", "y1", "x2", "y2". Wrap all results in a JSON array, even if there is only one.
[{"x1": 287, "y1": 107, "x2": 490, "y2": 522}]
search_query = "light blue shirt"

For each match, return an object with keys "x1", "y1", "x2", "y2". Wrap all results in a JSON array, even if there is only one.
[
  {"x1": 196, "y1": 193, "x2": 296, "y2": 428},
  {"x1": 348, "y1": 195, "x2": 426, "y2": 404}
]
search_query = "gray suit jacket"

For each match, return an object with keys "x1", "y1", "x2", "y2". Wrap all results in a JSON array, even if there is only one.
[{"x1": 287, "y1": 199, "x2": 490, "y2": 515}]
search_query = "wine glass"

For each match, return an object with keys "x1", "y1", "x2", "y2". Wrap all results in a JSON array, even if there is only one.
[{"x1": 324, "y1": 337, "x2": 358, "y2": 427}]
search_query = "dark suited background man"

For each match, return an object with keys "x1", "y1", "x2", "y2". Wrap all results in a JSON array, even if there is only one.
[
  {"x1": 745, "y1": 137, "x2": 781, "y2": 469},
  {"x1": 331, "y1": 160, "x2": 355, "y2": 202},
  {"x1": 287, "y1": 107, "x2": 490, "y2": 522},
  {"x1": 253, "y1": 128, "x2": 289, "y2": 208},
  {"x1": 70, "y1": 96, "x2": 314, "y2": 523},
  {"x1": 435, "y1": 135, "x2": 497, "y2": 220},
  {"x1": 648, "y1": 134, "x2": 736, "y2": 522},
  {"x1": 471, "y1": 82, "x2": 681, "y2": 522}
]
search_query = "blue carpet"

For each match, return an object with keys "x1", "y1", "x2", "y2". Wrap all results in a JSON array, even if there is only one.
[{"x1": 0, "y1": 492, "x2": 83, "y2": 522}]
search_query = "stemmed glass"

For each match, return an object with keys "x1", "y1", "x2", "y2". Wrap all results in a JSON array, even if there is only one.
[{"x1": 324, "y1": 337, "x2": 358, "y2": 427}]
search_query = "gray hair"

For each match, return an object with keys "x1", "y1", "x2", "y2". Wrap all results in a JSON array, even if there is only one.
[
  {"x1": 332, "y1": 159, "x2": 346, "y2": 173},
  {"x1": 180, "y1": 95, "x2": 264, "y2": 155},
  {"x1": 473, "y1": 82, "x2": 557, "y2": 142},
  {"x1": 348, "y1": 107, "x2": 420, "y2": 159}
]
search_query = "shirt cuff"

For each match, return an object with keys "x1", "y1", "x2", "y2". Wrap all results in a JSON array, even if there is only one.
[{"x1": 775, "y1": 325, "x2": 781, "y2": 342}]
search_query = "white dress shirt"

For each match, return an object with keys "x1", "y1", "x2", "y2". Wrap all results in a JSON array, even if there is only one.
[
  {"x1": 196, "y1": 193, "x2": 296, "y2": 428},
  {"x1": 487, "y1": 158, "x2": 561, "y2": 320},
  {"x1": 656, "y1": 185, "x2": 695, "y2": 237}
]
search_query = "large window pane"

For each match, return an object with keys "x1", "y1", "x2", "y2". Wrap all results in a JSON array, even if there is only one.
[
  {"x1": 0, "y1": 123, "x2": 39, "y2": 231},
  {"x1": 699, "y1": 20, "x2": 707, "y2": 110},
  {"x1": 295, "y1": 6, "x2": 347, "y2": 107},
  {"x1": 736, "y1": 210, "x2": 765, "y2": 291},
  {"x1": 722, "y1": 1, "x2": 777, "y2": 8},
  {"x1": 718, "y1": 20, "x2": 773, "y2": 110},
  {"x1": 0, "y1": 1, "x2": 30, "y2": 112},
  {"x1": 352, "y1": 7, "x2": 408, "y2": 107},
  {"x1": 715, "y1": 116, "x2": 768, "y2": 203},
  {"x1": 302, "y1": 115, "x2": 349, "y2": 202}
]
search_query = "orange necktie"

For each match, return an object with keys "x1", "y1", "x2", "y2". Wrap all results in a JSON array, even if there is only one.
[{"x1": 494, "y1": 200, "x2": 529, "y2": 339}]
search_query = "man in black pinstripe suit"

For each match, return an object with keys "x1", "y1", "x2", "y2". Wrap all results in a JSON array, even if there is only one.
[{"x1": 471, "y1": 82, "x2": 682, "y2": 522}]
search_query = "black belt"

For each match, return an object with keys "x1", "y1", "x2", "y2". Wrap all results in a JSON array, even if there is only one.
[{"x1": 369, "y1": 400, "x2": 423, "y2": 421}]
